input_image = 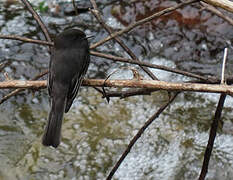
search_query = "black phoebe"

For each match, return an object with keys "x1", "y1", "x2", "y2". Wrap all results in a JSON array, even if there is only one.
[{"x1": 42, "y1": 29, "x2": 90, "y2": 148}]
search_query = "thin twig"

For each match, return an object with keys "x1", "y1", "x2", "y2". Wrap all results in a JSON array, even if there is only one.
[
  {"x1": 20, "y1": 0, "x2": 52, "y2": 42},
  {"x1": 202, "y1": 0, "x2": 233, "y2": 13},
  {"x1": 0, "y1": 34, "x2": 53, "y2": 46},
  {"x1": 106, "y1": 92, "x2": 180, "y2": 180},
  {"x1": 201, "y1": 2, "x2": 233, "y2": 26},
  {"x1": 221, "y1": 48, "x2": 228, "y2": 84},
  {"x1": 90, "y1": 0, "x2": 199, "y2": 49},
  {"x1": 199, "y1": 47, "x2": 229, "y2": 180},
  {"x1": 89, "y1": 0, "x2": 158, "y2": 80},
  {"x1": 198, "y1": 94, "x2": 226, "y2": 180},
  {"x1": 90, "y1": 51, "x2": 214, "y2": 82}
]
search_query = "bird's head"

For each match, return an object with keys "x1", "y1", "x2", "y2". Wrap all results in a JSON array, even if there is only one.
[{"x1": 54, "y1": 29, "x2": 88, "y2": 49}]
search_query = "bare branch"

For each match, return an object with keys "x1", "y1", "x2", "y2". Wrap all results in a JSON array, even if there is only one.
[
  {"x1": 90, "y1": 51, "x2": 214, "y2": 82},
  {"x1": 90, "y1": 0, "x2": 199, "y2": 49},
  {"x1": 20, "y1": 0, "x2": 52, "y2": 42},
  {"x1": 198, "y1": 94, "x2": 226, "y2": 180},
  {"x1": 1, "y1": 79, "x2": 233, "y2": 95},
  {"x1": 90, "y1": 0, "x2": 158, "y2": 80},
  {"x1": 0, "y1": 34, "x2": 53, "y2": 46},
  {"x1": 201, "y1": 2, "x2": 233, "y2": 26},
  {"x1": 202, "y1": 0, "x2": 233, "y2": 13},
  {"x1": 106, "y1": 92, "x2": 180, "y2": 180}
]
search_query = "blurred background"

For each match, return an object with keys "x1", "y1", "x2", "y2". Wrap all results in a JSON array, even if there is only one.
[{"x1": 0, "y1": 0, "x2": 233, "y2": 179}]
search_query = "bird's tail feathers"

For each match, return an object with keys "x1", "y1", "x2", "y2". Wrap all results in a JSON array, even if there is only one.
[{"x1": 42, "y1": 96, "x2": 66, "y2": 148}]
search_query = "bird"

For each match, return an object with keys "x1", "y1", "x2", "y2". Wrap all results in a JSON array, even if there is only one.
[{"x1": 42, "y1": 29, "x2": 90, "y2": 148}]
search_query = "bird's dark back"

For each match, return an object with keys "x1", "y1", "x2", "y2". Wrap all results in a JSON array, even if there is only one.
[{"x1": 51, "y1": 29, "x2": 89, "y2": 85}]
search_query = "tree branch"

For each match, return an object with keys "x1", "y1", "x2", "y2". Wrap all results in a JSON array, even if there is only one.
[
  {"x1": 90, "y1": 0, "x2": 199, "y2": 49},
  {"x1": 106, "y1": 92, "x2": 180, "y2": 180},
  {"x1": 202, "y1": 0, "x2": 233, "y2": 13},
  {"x1": 20, "y1": 0, "x2": 52, "y2": 42},
  {"x1": 90, "y1": 0, "x2": 158, "y2": 80},
  {"x1": 198, "y1": 94, "x2": 226, "y2": 180},
  {"x1": 1, "y1": 79, "x2": 233, "y2": 95}
]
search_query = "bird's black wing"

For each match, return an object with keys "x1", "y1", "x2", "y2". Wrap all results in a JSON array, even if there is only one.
[
  {"x1": 65, "y1": 52, "x2": 90, "y2": 113},
  {"x1": 48, "y1": 49, "x2": 55, "y2": 97}
]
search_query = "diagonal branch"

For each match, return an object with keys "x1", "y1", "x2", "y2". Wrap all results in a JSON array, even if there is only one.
[
  {"x1": 20, "y1": 0, "x2": 52, "y2": 42},
  {"x1": 106, "y1": 92, "x2": 180, "y2": 180},
  {"x1": 91, "y1": 51, "x2": 214, "y2": 82},
  {"x1": 90, "y1": 0, "x2": 199, "y2": 49},
  {"x1": 198, "y1": 94, "x2": 226, "y2": 180},
  {"x1": 201, "y1": 2, "x2": 233, "y2": 26},
  {"x1": 202, "y1": 0, "x2": 233, "y2": 13},
  {"x1": 90, "y1": 0, "x2": 158, "y2": 80}
]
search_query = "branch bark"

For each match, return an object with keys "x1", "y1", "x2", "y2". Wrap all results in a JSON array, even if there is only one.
[
  {"x1": 1, "y1": 79, "x2": 233, "y2": 95},
  {"x1": 202, "y1": 0, "x2": 233, "y2": 13}
]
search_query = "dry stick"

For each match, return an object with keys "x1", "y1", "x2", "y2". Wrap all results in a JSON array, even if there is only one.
[
  {"x1": 201, "y1": 2, "x2": 233, "y2": 26},
  {"x1": 0, "y1": 35, "x2": 53, "y2": 46},
  {"x1": 202, "y1": 0, "x2": 233, "y2": 13},
  {"x1": 91, "y1": 51, "x2": 213, "y2": 82},
  {"x1": 90, "y1": 0, "x2": 199, "y2": 49},
  {"x1": 20, "y1": 0, "x2": 52, "y2": 42},
  {"x1": 106, "y1": 92, "x2": 179, "y2": 180},
  {"x1": 199, "y1": 48, "x2": 228, "y2": 180},
  {"x1": 0, "y1": 70, "x2": 48, "y2": 105},
  {"x1": 198, "y1": 94, "x2": 226, "y2": 180},
  {"x1": 89, "y1": 0, "x2": 158, "y2": 80},
  {"x1": 0, "y1": 44, "x2": 231, "y2": 101},
  {"x1": 1, "y1": 79, "x2": 233, "y2": 95}
]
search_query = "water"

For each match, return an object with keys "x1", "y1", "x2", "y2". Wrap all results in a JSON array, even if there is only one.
[{"x1": 0, "y1": 0, "x2": 233, "y2": 179}]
